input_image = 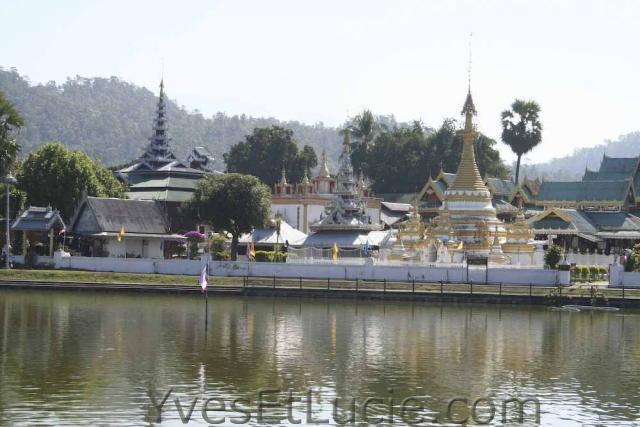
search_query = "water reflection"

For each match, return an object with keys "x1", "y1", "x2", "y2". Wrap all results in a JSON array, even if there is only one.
[{"x1": 0, "y1": 289, "x2": 639, "y2": 425}]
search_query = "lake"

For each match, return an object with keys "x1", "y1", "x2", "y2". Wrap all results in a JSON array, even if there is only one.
[{"x1": 0, "y1": 289, "x2": 638, "y2": 425}]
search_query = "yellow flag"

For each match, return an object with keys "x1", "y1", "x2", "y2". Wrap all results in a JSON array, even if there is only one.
[
  {"x1": 116, "y1": 226, "x2": 125, "y2": 242},
  {"x1": 332, "y1": 242, "x2": 338, "y2": 261},
  {"x1": 249, "y1": 241, "x2": 256, "y2": 258},
  {"x1": 457, "y1": 241, "x2": 464, "y2": 250}
]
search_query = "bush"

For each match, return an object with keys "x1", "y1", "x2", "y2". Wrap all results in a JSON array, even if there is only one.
[
  {"x1": 598, "y1": 266, "x2": 608, "y2": 278},
  {"x1": 208, "y1": 235, "x2": 229, "y2": 260},
  {"x1": 254, "y1": 250, "x2": 288, "y2": 263},
  {"x1": 589, "y1": 265, "x2": 600, "y2": 281},
  {"x1": 544, "y1": 245, "x2": 563, "y2": 269}
]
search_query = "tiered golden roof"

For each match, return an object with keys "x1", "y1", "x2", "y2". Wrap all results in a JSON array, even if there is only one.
[
  {"x1": 502, "y1": 210, "x2": 535, "y2": 253},
  {"x1": 448, "y1": 91, "x2": 489, "y2": 194}
]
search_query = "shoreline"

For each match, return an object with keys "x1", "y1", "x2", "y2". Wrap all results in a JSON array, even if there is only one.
[{"x1": 1, "y1": 276, "x2": 639, "y2": 308}]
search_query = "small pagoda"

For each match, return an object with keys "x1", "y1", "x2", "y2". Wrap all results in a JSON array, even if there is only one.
[{"x1": 386, "y1": 203, "x2": 427, "y2": 262}]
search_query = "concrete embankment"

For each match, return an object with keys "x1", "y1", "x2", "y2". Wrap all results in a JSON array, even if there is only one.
[{"x1": 2, "y1": 277, "x2": 640, "y2": 308}]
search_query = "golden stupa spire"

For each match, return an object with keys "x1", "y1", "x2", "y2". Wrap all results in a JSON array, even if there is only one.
[
  {"x1": 319, "y1": 149, "x2": 331, "y2": 178},
  {"x1": 448, "y1": 88, "x2": 488, "y2": 192}
]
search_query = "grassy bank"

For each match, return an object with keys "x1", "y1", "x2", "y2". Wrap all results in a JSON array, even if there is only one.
[{"x1": 0, "y1": 269, "x2": 241, "y2": 286}]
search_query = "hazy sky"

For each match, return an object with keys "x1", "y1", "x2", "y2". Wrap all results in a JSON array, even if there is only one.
[{"x1": 3, "y1": 0, "x2": 640, "y2": 164}]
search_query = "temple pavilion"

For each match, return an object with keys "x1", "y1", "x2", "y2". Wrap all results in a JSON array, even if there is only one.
[
  {"x1": 525, "y1": 155, "x2": 640, "y2": 253},
  {"x1": 296, "y1": 132, "x2": 389, "y2": 251},
  {"x1": 117, "y1": 80, "x2": 220, "y2": 231}
]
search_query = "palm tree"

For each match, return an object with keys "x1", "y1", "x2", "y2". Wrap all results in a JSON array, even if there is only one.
[
  {"x1": 500, "y1": 100, "x2": 542, "y2": 185},
  {"x1": 0, "y1": 92, "x2": 24, "y2": 174},
  {"x1": 345, "y1": 110, "x2": 379, "y2": 176}
]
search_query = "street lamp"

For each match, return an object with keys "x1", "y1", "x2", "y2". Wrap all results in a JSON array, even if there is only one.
[{"x1": 1, "y1": 174, "x2": 17, "y2": 269}]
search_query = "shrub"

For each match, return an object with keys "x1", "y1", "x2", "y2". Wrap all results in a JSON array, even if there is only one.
[
  {"x1": 544, "y1": 245, "x2": 563, "y2": 269},
  {"x1": 254, "y1": 250, "x2": 288, "y2": 262},
  {"x1": 589, "y1": 265, "x2": 600, "y2": 281},
  {"x1": 598, "y1": 266, "x2": 608, "y2": 278},
  {"x1": 208, "y1": 235, "x2": 229, "y2": 260}
]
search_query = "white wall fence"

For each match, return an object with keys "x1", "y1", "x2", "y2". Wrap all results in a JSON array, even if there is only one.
[
  {"x1": 53, "y1": 253, "x2": 202, "y2": 276},
  {"x1": 208, "y1": 259, "x2": 565, "y2": 285},
  {"x1": 609, "y1": 264, "x2": 640, "y2": 288},
  {"x1": 565, "y1": 252, "x2": 615, "y2": 266},
  {"x1": 9, "y1": 251, "x2": 568, "y2": 286}
]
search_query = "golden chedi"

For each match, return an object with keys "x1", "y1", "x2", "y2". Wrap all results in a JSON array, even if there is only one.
[
  {"x1": 434, "y1": 88, "x2": 504, "y2": 256},
  {"x1": 388, "y1": 204, "x2": 427, "y2": 262},
  {"x1": 501, "y1": 209, "x2": 535, "y2": 263}
]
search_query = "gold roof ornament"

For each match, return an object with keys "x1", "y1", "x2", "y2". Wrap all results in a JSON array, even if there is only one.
[
  {"x1": 318, "y1": 149, "x2": 331, "y2": 178},
  {"x1": 502, "y1": 209, "x2": 535, "y2": 253},
  {"x1": 448, "y1": 90, "x2": 489, "y2": 193}
]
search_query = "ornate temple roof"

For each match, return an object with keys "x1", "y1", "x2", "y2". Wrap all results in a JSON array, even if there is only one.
[
  {"x1": 318, "y1": 149, "x2": 331, "y2": 178},
  {"x1": 537, "y1": 180, "x2": 632, "y2": 203},
  {"x1": 448, "y1": 90, "x2": 489, "y2": 193},
  {"x1": 528, "y1": 208, "x2": 640, "y2": 241}
]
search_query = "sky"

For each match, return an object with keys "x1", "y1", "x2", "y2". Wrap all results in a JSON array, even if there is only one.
[{"x1": 3, "y1": 0, "x2": 640, "y2": 164}]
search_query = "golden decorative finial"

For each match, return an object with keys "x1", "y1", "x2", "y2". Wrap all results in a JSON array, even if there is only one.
[{"x1": 468, "y1": 32, "x2": 473, "y2": 92}]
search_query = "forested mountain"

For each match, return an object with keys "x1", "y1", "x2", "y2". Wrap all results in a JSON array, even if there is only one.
[
  {"x1": 519, "y1": 132, "x2": 640, "y2": 181},
  {"x1": 0, "y1": 67, "x2": 349, "y2": 169}
]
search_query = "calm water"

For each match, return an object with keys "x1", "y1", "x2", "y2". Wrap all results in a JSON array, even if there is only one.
[{"x1": 0, "y1": 289, "x2": 639, "y2": 426}]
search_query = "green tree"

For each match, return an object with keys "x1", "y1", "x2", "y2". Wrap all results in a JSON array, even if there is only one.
[
  {"x1": 345, "y1": 110, "x2": 380, "y2": 176},
  {"x1": 17, "y1": 143, "x2": 125, "y2": 219},
  {"x1": 544, "y1": 244, "x2": 563, "y2": 269},
  {"x1": 186, "y1": 173, "x2": 271, "y2": 260},
  {"x1": 361, "y1": 119, "x2": 509, "y2": 193},
  {"x1": 0, "y1": 91, "x2": 24, "y2": 175},
  {"x1": 223, "y1": 126, "x2": 317, "y2": 186},
  {"x1": 501, "y1": 99, "x2": 543, "y2": 185},
  {"x1": 365, "y1": 123, "x2": 431, "y2": 193}
]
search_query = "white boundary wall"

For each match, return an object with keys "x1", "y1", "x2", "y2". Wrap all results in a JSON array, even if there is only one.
[
  {"x1": 609, "y1": 264, "x2": 640, "y2": 287},
  {"x1": 54, "y1": 254, "x2": 202, "y2": 275},
  {"x1": 209, "y1": 260, "x2": 563, "y2": 285},
  {"x1": 45, "y1": 252, "x2": 566, "y2": 285},
  {"x1": 566, "y1": 252, "x2": 614, "y2": 267}
]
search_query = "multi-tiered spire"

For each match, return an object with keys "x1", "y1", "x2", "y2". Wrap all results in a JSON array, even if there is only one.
[
  {"x1": 318, "y1": 149, "x2": 331, "y2": 178},
  {"x1": 448, "y1": 89, "x2": 488, "y2": 193},
  {"x1": 310, "y1": 129, "x2": 381, "y2": 231},
  {"x1": 140, "y1": 79, "x2": 177, "y2": 165}
]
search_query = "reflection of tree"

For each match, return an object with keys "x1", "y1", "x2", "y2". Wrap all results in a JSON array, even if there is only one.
[{"x1": 1, "y1": 291, "x2": 640, "y2": 424}]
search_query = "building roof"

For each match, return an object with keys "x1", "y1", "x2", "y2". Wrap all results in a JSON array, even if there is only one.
[
  {"x1": 299, "y1": 230, "x2": 390, "y2": 248},
  {"x1": 485, "y1": 177, "x2": 516, "y2": 197},
  {"x1": 12, "y1": 206, "x2": 65, "y2": 232},
  {"x1": 125, "y1": 190, "x2": 195, "y2": 203},
  {"x1": 380, "y1": 202, "x2": 412, "y2": 227},
  {"x1": 528, "y1": 208, "x2": 640, "y2": 241},
  {"x1": 239, "y1": 220, "x2": 307, "y2": 246},
  {"x1": 70, "y1": 197, "x2": 170, "y2": 235},
  {"x1": 537, "y1": 180, "x2": 632, "y2": 203}
]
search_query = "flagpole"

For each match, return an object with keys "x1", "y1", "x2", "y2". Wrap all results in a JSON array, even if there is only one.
[{"x1": 204, "y1": 287, "x2": 208, "y2": 336}]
